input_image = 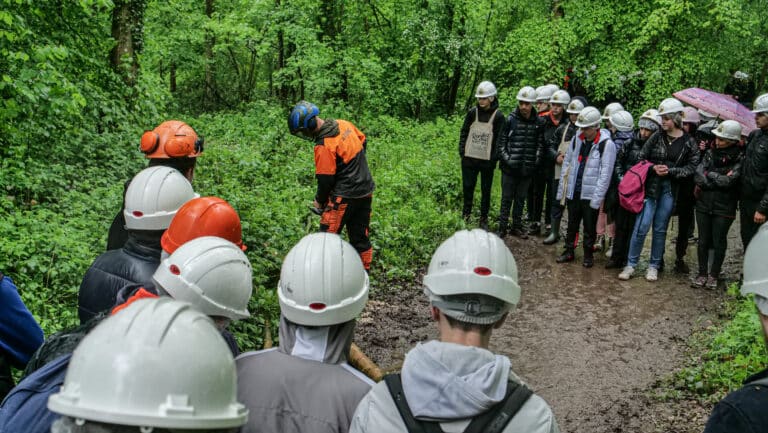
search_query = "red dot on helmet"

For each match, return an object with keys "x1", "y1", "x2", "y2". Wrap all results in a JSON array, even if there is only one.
[
  {"x1": 309, "y1": 302, "x2": 326, "y2": 311},
  {"x1": 132, "y1": 211, "x2": 144, "y2": 217},
  {"x1": 169, "y1": 265, "x2": 181, "y2": 275},
  {"x1": 474, "y1": 266, "x2": 492, "y2": 276}
]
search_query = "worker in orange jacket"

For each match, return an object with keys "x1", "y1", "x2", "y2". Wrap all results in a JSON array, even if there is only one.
[{"x1": 288, "y1": 101, "x2": 375, "y2": 270}]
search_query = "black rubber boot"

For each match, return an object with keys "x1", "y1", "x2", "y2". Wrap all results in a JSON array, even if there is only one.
[
  {"x1": 556, "y1": 249, "x2": 575, "y2": 263},
  {"x1": 543, "y1": 217, "x2": 561, "y2": 245}
]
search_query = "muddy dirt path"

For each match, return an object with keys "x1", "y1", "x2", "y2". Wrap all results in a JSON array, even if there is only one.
[{"x1": 357, "y1": 222, "x2": 743, "y2": 432}]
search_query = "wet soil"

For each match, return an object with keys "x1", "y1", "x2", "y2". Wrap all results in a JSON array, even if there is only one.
[{"x1": 356, "y1": 220, "x2": 744, "y2": 432}]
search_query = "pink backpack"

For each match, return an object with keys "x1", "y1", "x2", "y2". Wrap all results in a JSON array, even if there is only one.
[{"x1": 618, "y1": 161, "x2": 653, "y2": 213}]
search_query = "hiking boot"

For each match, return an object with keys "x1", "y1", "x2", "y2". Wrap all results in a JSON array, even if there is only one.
[
  {"x1": 706, "y1": 275, "x2": 718, "y2": 290},
  {"x1": 604, "y1": 259, "x2": 624, "y2": 269},
  {"x1": 691, "y1": 274, "x2": 707, "y2": 288},
  {"x1": 618, "y1": 266, "x2": 635, "y2": 280},
  {"x1": 528, "y1": 222, "x2": 541, "y2": 236},
  {"x1": 510, "y1": 228, "x2": 529, "y2": 239},
  {"x1": 582, "y1": 255, "x2": 594, "y2": 268},
  {"x1": 556, "y1": 250, "x2": 575, "y2": 263},
  {"x1": 479, "y1": 217, "x2": 489, "y2": 231},
  {"x1": 646, "y1": 267, "x2": 659, "y2": 282},
  {"x1": 673, "y1": 259, "x2": 690, "y2": 274}
]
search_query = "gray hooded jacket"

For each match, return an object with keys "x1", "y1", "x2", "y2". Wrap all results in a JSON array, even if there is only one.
[
  {"x1": 349, "y1": 341, "x2": 559, "y2": 433},
  {"x1": 236, "y1": 316, "x2": 374, "y2": 433}
]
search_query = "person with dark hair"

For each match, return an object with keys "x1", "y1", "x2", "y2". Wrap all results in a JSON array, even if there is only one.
[
  {"x1": 458, "y1": 81, "x2": 506, "y2": 230},
  {"x1": 692, "y1": 120, "x2": 743, "y2": 289},
  {"x1": 0, "y1": 272, "x2": 44, "y2": 401},
  {"x1": 349, "y1": 230, "x2": 559, "y2": 433},
  {"x1": 107, "y1": 121, "x2": 204, "y2": 250},
  {"x1": 288, "y1": 101, "x2": 376, "y2": 270}
]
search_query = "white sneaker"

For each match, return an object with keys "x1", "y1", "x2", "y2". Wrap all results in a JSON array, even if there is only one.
[
  {"x1": 618, "y1": 266, "x2": 635, "y2": 280},
  {"x1": 646, "y1": 267, "x2": 659, "y2": 282}
]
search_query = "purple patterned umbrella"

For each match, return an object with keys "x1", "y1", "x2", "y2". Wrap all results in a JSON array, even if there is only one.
[{"x1": 673, "y1": 87, "x2": 756, "y2": 135}]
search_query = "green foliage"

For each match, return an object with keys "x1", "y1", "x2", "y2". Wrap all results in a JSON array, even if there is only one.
[{"x1": 675, "y1": 284, "x2": 768, "y2": 402}]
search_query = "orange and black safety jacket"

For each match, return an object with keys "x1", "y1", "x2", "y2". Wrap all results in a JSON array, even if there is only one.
[{"x1": 314, "y1": 119, "x2": 375, "y2": 205}]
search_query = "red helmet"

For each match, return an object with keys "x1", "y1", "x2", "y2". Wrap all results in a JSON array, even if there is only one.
[
  {"x1": 161, "y1": 197, "x2": 246, "y2": 254},
  {"x1": 140, "y1": 120, "x2": 204, "y2": 159}
]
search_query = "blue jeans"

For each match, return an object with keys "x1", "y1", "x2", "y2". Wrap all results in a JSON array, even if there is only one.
[{"x1": 627, "y1": 182, "x2": 674, "y2": 269}]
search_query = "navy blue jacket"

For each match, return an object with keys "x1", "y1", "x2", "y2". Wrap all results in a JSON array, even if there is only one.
[
  {"x1": 704, "y1": 368, "x2": 768, "y2": 433},
  {"x1": 0, "y1": 354, "x2": 69, "y2": 433},
  {"x1": 0, "y1": 274, "x2": 44, "y2": 367}
]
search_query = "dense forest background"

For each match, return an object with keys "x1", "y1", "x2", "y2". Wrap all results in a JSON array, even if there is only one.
[{"x1": 1, "y1": 0, "x2": 767, "y2": 396}]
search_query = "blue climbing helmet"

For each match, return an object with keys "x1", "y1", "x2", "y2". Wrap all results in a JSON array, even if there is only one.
[{"x1": 288, "y1": 101, "x2": 320, "y2": 140}]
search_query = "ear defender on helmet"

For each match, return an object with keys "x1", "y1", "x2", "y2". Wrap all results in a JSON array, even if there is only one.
[
  {"x1": 140, "y1": 121, "x2": 203, "y2": 159},
  {"x1": 140, "y1": 130, "x2": 160, "y2": 154},
  {"x1": 288, "y1": 101, "x2": 320, "y2": 139}
]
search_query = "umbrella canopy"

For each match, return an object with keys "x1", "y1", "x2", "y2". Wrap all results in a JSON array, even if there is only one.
[{"x1": 673, "y1": 87, "x2": 756, "y2": 135}]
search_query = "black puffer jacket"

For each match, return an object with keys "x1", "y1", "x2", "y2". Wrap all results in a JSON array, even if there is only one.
[
  {"x1": 741, "y1": 128, "x2": 768, "y2": 214},
  {"x1": 695, "y1": 145, "x2": 742, "y2": 218},
  {"x1": 77, "y1": 233, "x2": 162, "y2": 324},
  {"x1": 539, "y1": 112, "x2": 567, "y2": 168},
  {"x1": 614, "y1": 130, "x2": 646, "y2": 181},
  {"x1": 498, "y1": 107, "x2": 543, "y2": 176},
  {"x1": 639, "y1": 130, "x2": 700, "y2": 200},
  {"x1": 458, "y1": 98, "x2": 506, "y2": 169}
]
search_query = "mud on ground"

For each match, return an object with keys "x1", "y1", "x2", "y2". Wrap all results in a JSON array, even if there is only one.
[{"x1": 356, "y1": 221, "x2": 744, "y2": 432}]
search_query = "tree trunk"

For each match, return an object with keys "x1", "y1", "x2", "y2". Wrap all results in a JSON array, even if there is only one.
[
  {"x1": 110, "y1": 0, "x2": 145, "y2": 86},
  {"x1": 204, "y1": 0, "x2": 216, "y2": 109},
  {"x1": 170, "y1": 62, "x2": 177, "y2": 93}
]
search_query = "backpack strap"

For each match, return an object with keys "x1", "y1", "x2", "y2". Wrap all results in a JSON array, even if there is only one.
[
  {"x1": 464, "y1": 380, "x2": 533, "y2": 433},
  {"x1": 384, "y1": 374, "x2": 445, "y2": 433}
]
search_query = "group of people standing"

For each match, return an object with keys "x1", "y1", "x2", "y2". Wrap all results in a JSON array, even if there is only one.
[{"x1": 460, "y1": 82, "x2": 768, "y2": 287}]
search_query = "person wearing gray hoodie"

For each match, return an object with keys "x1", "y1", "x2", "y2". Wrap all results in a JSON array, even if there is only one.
[{"x1": 349, "y1": 229, "x2": 559, "y2": 433}]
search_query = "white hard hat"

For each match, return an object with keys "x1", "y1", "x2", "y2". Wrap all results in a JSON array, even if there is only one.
[
  {"x1": 657, "y1": 97, "x2": 685, "y2": 115},
  {"x1": 741, "y1": 223, "x2": 768, "y2": 301},
  {"x1": 712, "y1": 120, "x2": 743, "y2": 141},
  {"x1": 535, "y1": 84, "x2": 559, "y2": 102},
  {"x1": 683, "y1": 106, "x2": 700, "y2": 124},
  {"x1": 752, "y1": 93, "x2": 768, "y2": 113},
  {"x1": 153, "y1": 236, "x2": 253, "y2": 320},
  {"x1": 124, "y1": 166, "x2": 198, "y2": 231},
  {"x1": 549, "y1": 90, "x2": 571, "y2": 106},
  {"x1": 48, "y1": 298, "x2": 248, "y2": 430},
  {"x1": 640, "y1": 109, "x2": 662, "y2": 126},
  {"x1": 601, "y1": 102, "x2": 624, "y2": 120},
  {"x1": 516, "y1": 86, "x2": 537, "y2": 103},
  {"x1": 698, "y1": 109, "x2": 716, "y2": 121},
  {"x1": 475, "y1": 81, "x2": 497, "y2": 98},
  {"x1": 575, "y1": 106, "x2": 602, "y2": 128},
  {"x1": 566, "y1": 99, "x2": 585, "y2": 114},
  {"x1": 423, "y1": 229, "x2": 520, "y2": 306},
  {"x1": 610, "y1": 110, "x2": 634, "y2": 132},
  {"x1": 278, "y1": 233, "x2": 369, "y2": 326}
]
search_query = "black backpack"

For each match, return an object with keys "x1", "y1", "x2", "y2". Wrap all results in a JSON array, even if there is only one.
[{"x1": 384, "y1": 373, "x2": 533, "y2": 433}]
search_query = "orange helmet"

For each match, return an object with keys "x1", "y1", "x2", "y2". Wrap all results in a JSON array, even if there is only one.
[
  {"x1": 161, "y1": 197, "x2": 246, "y2": 254},
  {"x1": 140, "y1": 120, "x2": 204, "y2": 159}
]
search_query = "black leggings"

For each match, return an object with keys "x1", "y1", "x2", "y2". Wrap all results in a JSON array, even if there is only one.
[
  {"x1": 695, "y1": 210, "x2": 734, "y2": 277},
  {"x1": 461, "y1": 165, "x2": 495, "y2": 219}
]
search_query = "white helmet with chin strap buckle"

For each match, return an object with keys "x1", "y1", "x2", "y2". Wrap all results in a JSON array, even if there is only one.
[
  {"x1": 278, "y1": 233, "x2": 369, "y2": 327},
  {"x1": 124, "y1": 166, "x2": 198, "y2": 231},
  {"x1": 575, "y1": 106, "x2": 602, "y2": 128},
  {"x1": 712, "y1": 120, "x2": 743, "y2": 141},
  {"x1": 639, "y1": 109, "x2": 662, "y2": 128},
  {"x1": 549, "y1": 90, "x2": 571, "y2": 106},
  {"x1": 423, "y1": 229, "x2": 520, "y2": 325},
  {"x1": 153, "y1": 236, "x2": 253, "y2": 320},
  {"x1": 601, "y1": 102, "x2": 624, "y2": 120},
  {"x1": 516, "y1": 86, "x2": 537, "y2": 103},
  {"x1": 566, "y1": 99, "x2": 585, "y2": 114},
  {"x1": 657, "y1": 97, "x2": 685, "y2": 115},
  {"x1": 48, "y1": 298, "x2": 248, "y2": 430},
  {"x1": 535, "y1": 84, "x2": 558, "y2": 102},
  {"x1": 475, "y1": 81, "x2": 497, "y2": 98},
  {"x1": 741, "y1": 223, "x2": 768, "y2": 313},
  {"x1": 752, "y1": 93, "x2": 768, "y2": 113},
  {"x1": 610, "y1": 110, "x2": 634, "y2": 132}
]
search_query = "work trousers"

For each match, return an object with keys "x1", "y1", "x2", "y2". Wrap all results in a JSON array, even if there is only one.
[
  {"x1": 564, "y1": 196, "x2": 598, "y2": 256},
  {"x1": 527, "y1": 168, "x2": 553, "y2": 225},
  {"x1": 320, "y1": 195, "x2": 373, "y2": 270},
  {"x1": 611, "y1": 205, "x2": 638, "y2": 266},
  {"x1": 740, "y1": 199, "x2": 762, "y2": 251},
  {"x1": 499, "y1": 174, "x2": 532, "y2": 230},
  {"x1": 695, "y1": 211, "x2": 734, "y2": 278},
  {"x1": 461, "y1": 165, "x2": 495, "y2": 219},
  {"x1": 675, "y1": 201, "x2": 695, "y2": 260}
]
